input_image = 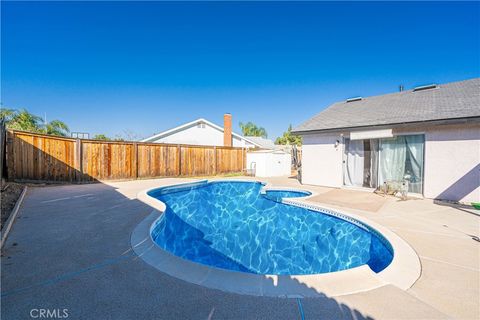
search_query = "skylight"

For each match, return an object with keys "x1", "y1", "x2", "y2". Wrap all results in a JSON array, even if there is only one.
[
  {"x1": 346, "y1": 97, "x2": 362, "y2": 103},
  {"x1": 413, "y1": 84, "x2": 437, "y2": 92}
]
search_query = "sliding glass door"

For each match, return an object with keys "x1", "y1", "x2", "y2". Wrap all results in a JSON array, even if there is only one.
[
  {"x1": 343, "y1": 138, "x2": 379, "y2": 188},
  {"x1": 378, "y1": 135, "x2": 424, "y2": 193},
  {"x1": 344, "y1": 134, "x2": 424, "y2": 194}
]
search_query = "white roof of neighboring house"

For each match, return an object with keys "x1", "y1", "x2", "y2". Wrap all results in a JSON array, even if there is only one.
[
  {"x1": 244, "y1": 136, "x2": 276, "y2": 150},
  {"x1": 247, "y1": 149, "x2": 289, "y2": 154},
  {"x1": 141, "y1": 118, "x2": 262, "y2": 147}
]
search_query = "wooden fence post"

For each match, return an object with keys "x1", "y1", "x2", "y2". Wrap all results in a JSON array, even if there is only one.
[
  {"x1": 213, "y1": 146, "x2": 217, "y2": 175},
  {"x1": 75, "y1": 139, "x2": 83, "y2": 182},
  {"x1": 242, "y1": 148, "x2": 245, "y2": 173},
  {"x1": 133, "y1": 142, "x2": 138, "y2": 179},
  {"x1": 177, "y1": 144, "x2": 181, "y2": 176},
  {"x1": 6, "y1": 131, "x2": 15, "y2": 181},
  {"x1": 0, "y1": 121, "x2": 5, "y2": 183}
]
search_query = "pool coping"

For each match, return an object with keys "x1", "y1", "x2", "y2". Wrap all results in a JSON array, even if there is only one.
[{"x1": 132, "y1": 179, "x2": 421, "y2": 298}]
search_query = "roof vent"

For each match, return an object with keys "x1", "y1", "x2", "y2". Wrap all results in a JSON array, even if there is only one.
[
  {"x1": 413, "y1": 84, "x2": 437, "y2": 92},
  {"x1": 346, "y1": 96, "x2": 362, "y2": 103}
]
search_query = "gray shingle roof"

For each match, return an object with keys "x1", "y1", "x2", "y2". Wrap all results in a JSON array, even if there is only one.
[
  {"x1": 244, "y1": 136, "x2": 276, "y2": 149},
  {"x1": 293, "y1": 78, "x2": 480, "y2": 133}
]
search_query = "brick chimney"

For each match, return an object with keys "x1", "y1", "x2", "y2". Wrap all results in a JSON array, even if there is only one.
[{"x1": 223, "y1": 113, "x2": 232, "y2": 147}]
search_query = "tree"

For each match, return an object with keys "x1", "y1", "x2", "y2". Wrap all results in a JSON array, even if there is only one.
[
  {"x1": 93, "y1": 134, "x2": 111, "y2": 141},
  {"x1": 111, "y1": 129, "x2": 141, "y2": 142},
  {"x1": 239, "y1": 122, "x2": 268, "y2": 138},
  {"x1": 0, "y1": 108, "x2": 69, "y2": 137},
  {"x1": 2, "y1": 108, "x2": 43, "y2": 132},
  {"x1": 275, "y1": 124, "x2": 302, "y2": 146},
  {"x1": 0, "y1": 108, "x2": 17, "y2": 123},
  {"x1": 43, "y1": 119, "x2": 69, "y2": 136},
  {"x1": 120, "y1": 129, "x2": 141, "y2": 141}
]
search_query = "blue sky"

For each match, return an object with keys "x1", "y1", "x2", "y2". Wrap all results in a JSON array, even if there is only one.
[{"x1": 2, "y1": 2, "x2": 479, "y2": 140}]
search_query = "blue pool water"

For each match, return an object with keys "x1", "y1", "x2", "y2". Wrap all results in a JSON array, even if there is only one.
[
  {"x1": 263, "y1": 189, "x2": 312, "y2": 202},
  {"x1": 149, "y1": 181, "x2": 393, "y2": 275}
]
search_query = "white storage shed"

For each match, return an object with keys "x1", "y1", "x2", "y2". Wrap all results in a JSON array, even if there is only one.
[{"x1": 246, "y1": 150, "x2": 291, "y2": 177}]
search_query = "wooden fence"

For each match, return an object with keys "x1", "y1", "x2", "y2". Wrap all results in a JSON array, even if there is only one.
[
  {"x1": 0, "y1": 121, "x2": 6, "y2": 182},
  {"x1": 6, "y1": 130, "x2": 246, "y2": 183}
]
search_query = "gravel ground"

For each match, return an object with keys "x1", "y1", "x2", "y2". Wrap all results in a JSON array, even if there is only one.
[{"x1": 1, "y1": 182, "x2": 25, "y2": 227}]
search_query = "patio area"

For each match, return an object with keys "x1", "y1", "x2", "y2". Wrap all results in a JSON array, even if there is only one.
[{"x1": 1, "y1": 177, "x2": 479, "y2": 319}]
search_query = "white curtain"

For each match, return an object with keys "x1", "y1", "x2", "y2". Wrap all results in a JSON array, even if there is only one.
[
  {"x1": 379, "y1": 137, "x2": 406, "y2": 186},
  {"x1": 379, "y1": 135, "x2": 424, "y2": 193},
  {"x1": 405, "y1": 135, "x2": 424, "y2": 193},
  {"x1": 344, "y1": 139, "x2": 364, "y2": 186},
  {"x1": 369, "y1": 140, "x2": 379, "y2": 188}
]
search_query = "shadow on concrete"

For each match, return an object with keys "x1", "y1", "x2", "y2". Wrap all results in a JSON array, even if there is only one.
[
  {"x1": 433, "y1": 199, "x2": 480, "y2": 217},
  {"x1": 1, "y1": 137, "x2": 376, "y2": 320},
  {"x1": 435, "y1": 163, "x2": 479, "y2": 203}
]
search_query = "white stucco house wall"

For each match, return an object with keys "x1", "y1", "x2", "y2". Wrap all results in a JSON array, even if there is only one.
[
  {"x1": 141, "y1": 115, "x2": 261, "y2": 148},
  {"x1": 293, "y1": 78, "x2": 480, "y2": 203}
]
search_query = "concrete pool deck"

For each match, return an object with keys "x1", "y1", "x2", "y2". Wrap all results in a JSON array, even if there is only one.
[{"x1": 1, "y1": 177, "x2": 479, "y2": 319}]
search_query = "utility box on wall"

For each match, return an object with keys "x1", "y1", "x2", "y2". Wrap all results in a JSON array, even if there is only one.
[{"x1": 246, "y1": 150, "x2": 291, "y2": 177}]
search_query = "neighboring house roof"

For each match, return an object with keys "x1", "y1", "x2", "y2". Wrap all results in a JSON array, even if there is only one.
[
  {"x1": 141, "y1": 118, "x2": 262, "y2": 147},
  {"x1": 244, "y1": 136, "x2": 276, "y2": 150},
  {"x1": 293, "y1": 78, "x2": 480, "y2": 134}
]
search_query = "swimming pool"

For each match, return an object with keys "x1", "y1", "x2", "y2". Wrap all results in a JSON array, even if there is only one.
[
  {"x1": 262, "y1": 189, "x2": 312, "y2": 202},
  {"x1": 148, "y1": 181, "x2": 393, "y2": 275}
]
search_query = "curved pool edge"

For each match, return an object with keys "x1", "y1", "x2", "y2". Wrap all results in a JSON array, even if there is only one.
[
  {"x1": 281, "y1": 198, "x2": 422, "y2": 291},
  {"x1": 133, "y1": 179, "x2": 421, "y2": 297}
]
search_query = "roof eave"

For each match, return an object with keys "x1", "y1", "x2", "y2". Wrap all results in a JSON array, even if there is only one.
[{"x1": 292, "y1": 116, "x2": 480, "y2": 135}]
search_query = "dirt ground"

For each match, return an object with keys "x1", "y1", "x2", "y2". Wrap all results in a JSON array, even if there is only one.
[{"x1": 1, "y1": 182, "x2": 25, "y2": 227}]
